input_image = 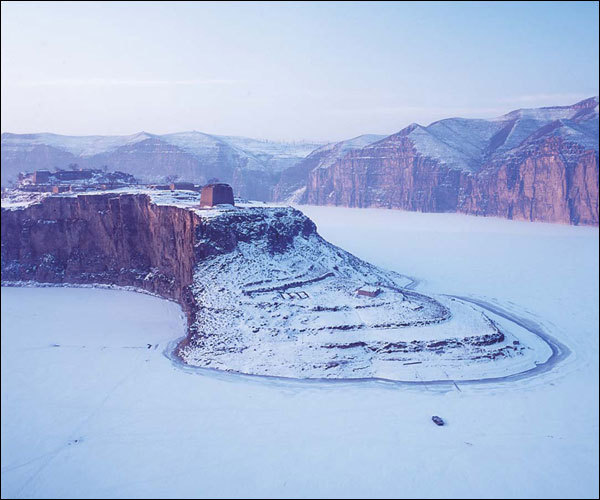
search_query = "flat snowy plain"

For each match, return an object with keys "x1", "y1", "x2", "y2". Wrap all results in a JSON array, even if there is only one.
[{"x1": 2, "y1": 207, "x2": 598, "y2": 499}]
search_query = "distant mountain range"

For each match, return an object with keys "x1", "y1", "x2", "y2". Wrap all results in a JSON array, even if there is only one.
[
  {"x1": 0, "y1": 131, "x2": 325, "y2": 200},
  {"x1": 2, "y1": 97, "x2": 598, "y2": 224},
  {"x1": 299, "y1": 96, "x2": 599, "y2": 225}
]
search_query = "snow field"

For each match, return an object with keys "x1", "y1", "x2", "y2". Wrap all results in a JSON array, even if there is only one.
[{"x1": 2, "y1": 207, "x2": 598, "y2": 498}]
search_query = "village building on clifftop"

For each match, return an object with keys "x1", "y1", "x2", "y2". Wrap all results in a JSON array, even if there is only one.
[{"x1": 200, "y1": 183, "x2": 235, "y2": 207}]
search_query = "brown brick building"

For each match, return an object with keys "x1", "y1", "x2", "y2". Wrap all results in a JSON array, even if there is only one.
[{"x1": 200, "y1": 183, "x2": 235, "y2": 207}]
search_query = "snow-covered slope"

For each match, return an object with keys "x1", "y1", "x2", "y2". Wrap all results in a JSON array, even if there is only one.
[
  {"x1": 180, "y1": 230, "x2": 550, "y2": 381},
  {"x1": 155, "y1": 133, "x2": 325, "y2": 174},
  {"x1": 0, "y1": 131, "x2": 153, "y2": 157},
  {"x1": 217, "y1": 135, "x2": 325, "y2": 168},
  {"x1": 309, "y1": 134, "x2": 386, "y2": 170}
]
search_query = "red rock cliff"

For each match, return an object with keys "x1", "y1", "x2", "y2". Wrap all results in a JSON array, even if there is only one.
[
  {"x1": 2, "y1": 194, "x2": 200, "y2": 322},
  {"x1": 303, "y1": 136, "x2": 598, "y2": 225},
  {"x1": 1, "y1": 193, "x2": 318, "y2": 332}
]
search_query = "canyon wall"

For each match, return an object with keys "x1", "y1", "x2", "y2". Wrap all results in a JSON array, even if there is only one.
[
  {"x1": 1, "y1": 194, "x2": 200, "y2": 322},
  {"x1": 303, "y1": 136, "x2": 599, "y2": 225}
]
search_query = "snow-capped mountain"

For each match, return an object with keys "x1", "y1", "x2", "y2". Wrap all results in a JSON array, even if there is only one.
[{"x1": 303, "y1": 97, "x2": 599, "y2": 225}]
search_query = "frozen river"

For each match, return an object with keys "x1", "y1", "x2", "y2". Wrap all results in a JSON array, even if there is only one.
[{"x1": 2, "y1": 207, "x2": 598, "y2": 498}]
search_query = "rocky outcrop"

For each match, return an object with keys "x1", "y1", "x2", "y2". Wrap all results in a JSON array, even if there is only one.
[
  {"x1": 302, "y1": 98, "x2": 599, "y2": 225},
  {"x1": 1, "y1": 194, "x2": 200, "y2": 323},
  {"x1": 1, "y1": 193, "x2": 317, "y2": 330},
  {"x1": 461, "y1": 138, "x2": 598, "y2": 225}
]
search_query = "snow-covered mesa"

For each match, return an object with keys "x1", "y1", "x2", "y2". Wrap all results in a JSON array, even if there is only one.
[
  {"x1": 1, "y1": 187, "x2": 559, "y2": 381},
  {"x1": 2, "y1": 206, "x2": 598, "y2": 498}
]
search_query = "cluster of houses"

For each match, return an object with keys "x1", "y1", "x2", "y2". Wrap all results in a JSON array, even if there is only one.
[
  {"x1": 15, "y1": 168, "x2": 235, "y2": 207},
  {"x1": 17, "y1": 168, "x2": 138, "y2": 193}
]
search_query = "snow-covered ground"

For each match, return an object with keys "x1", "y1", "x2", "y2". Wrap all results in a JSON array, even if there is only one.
[{"x1": 2, "y1": 207, "x2": 598, "y2": 498}]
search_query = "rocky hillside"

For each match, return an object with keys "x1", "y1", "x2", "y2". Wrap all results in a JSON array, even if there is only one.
[
  {"x1": 302, "y1": 97, "x2": 599, "y2": 225},
  {"x1": 0, "y1": 191, "x2": 320, "y2": 334},
  {"x1": 0, "y1": 131, "x2": 324, "y2": 201}
]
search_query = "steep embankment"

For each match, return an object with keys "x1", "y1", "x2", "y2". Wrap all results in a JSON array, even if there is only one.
[{"x1": 1, "y1": 194, "x2": 200, "y2": 321}]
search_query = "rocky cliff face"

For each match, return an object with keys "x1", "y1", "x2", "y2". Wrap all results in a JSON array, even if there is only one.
[
  {"x1": 302, "y1": 98, "x2": 599, "y2": 225},
  {"x1": 1, "y1": 193, "x2": 318, "y2": 329},
  {"x1": 461, "y1": 138, "x2": 598, "y2": 224},
  {"x1": 1, "y1": 194, "x2": 200, "y2": 321},
  {"x1": 304, "y1": 135, "x2": 599, "y2": 225}
]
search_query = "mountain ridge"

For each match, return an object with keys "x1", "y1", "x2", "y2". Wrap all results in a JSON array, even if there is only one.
[
  {"x1": 2, "y1": 97, "x2": 598, "y2": 223},
  {"x1": 301, "y1": 97, "x2": 598, "y2": 225}
]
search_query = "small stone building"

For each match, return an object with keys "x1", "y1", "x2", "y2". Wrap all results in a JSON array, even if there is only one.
[
  {"x1": 357, "y1": 285, "x2": 381, "y2": 297},
  {"x1": 200, "y1": 183, "x2": 235, "y2": 207},
  {"x1": 32, "y1": 170, "x2": 51, "y2": 184}
]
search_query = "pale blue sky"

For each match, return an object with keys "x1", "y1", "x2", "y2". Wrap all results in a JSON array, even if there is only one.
[{"x1": 1, "y1": 1, "x2": 598, "y2": 141}]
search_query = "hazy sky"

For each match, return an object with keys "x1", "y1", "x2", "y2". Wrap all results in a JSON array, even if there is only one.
[{"x1": 1, "y1": 1, "x2": 598, "y2": 141}]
